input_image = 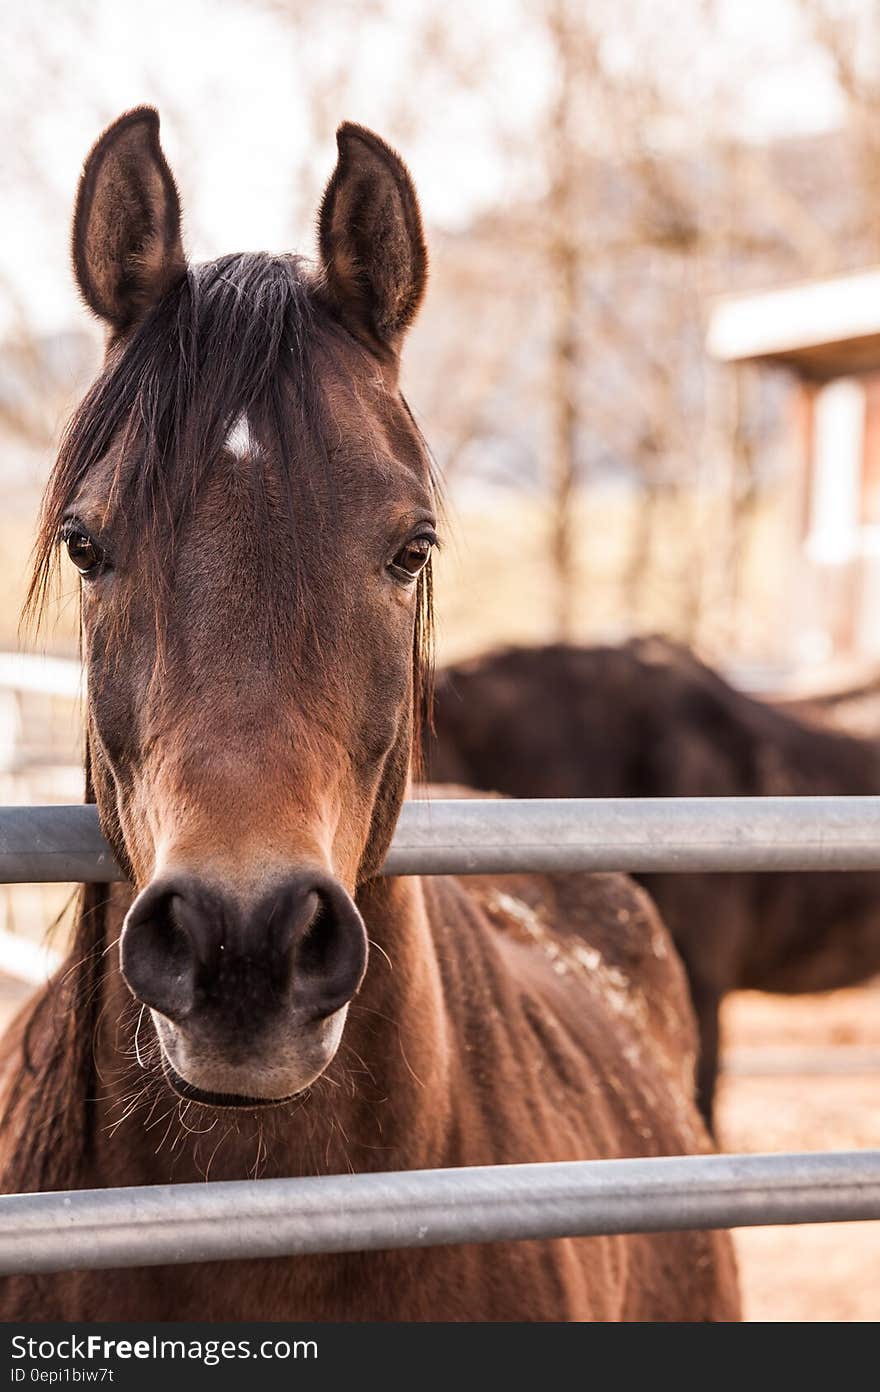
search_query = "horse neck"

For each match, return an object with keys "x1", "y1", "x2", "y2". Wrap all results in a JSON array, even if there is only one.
[
  {"x1": 91, "y1": 872, "x2": 454, "y2": 1185},
  {"x1": 347, "y1": 873, "x2": 455, "y2": 1163}
]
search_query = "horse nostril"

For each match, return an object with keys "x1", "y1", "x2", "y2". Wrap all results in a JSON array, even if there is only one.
[
  {"x1": 296, "y1": 897, "x2": 337, "y2": 976},
  {"x1": 121, "y1": 872, "x2": 367, "y2": 1033},
  {"x1": 120, "y1": 887, "x2": 198, "y2": 1023},
  {"x1": 282, "y1": 880, "x2": 368, "y2": 1022}
]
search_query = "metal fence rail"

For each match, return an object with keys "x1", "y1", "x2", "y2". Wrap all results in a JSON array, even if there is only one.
[
  {"x1": 0, "y1": 1151, "x2": 878, "y2": 1275},
  {"x1": 1, "y1": 798, "x2": 878, "y2": 1268},
  {"x1": 4, "y1": 796, "x2": 880, "y2": 882}
]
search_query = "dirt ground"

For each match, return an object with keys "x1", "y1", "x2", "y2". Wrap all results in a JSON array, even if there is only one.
[
  {"x1": 717, "y1": 980, "x2": 880, "y2": 1322},
  {"x1": 0, "y1": 970, "x2": 876, "y2": 1321}
]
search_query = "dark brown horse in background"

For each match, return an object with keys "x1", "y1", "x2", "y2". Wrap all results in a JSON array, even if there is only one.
[
  {"x1": 0, "y1": 111, "x2": 738, "y2": 1320},
  {"x1": 425, "y1": 637, "x2": 880, "y2": 1128}
]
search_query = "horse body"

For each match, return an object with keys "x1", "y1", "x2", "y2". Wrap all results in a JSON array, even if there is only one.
[
  {"x1": 425, "y1": 638, "x2": 880, "y2": 1124},
  {"x1": 0, "y1": 872, "x2": 735, "y2": 1320},
  {"x1": 0, "y1": 111, "x2": 738, "y2": 1321}
]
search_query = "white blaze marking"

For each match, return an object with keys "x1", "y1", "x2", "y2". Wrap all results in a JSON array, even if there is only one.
[{"x1": 226, "y1": 413, "x2": 258, "y2": 459}]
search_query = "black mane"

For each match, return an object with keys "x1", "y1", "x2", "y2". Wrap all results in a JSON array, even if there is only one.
[{"x1": 28, "y1": 252, "x2": 341, "y2": 630}]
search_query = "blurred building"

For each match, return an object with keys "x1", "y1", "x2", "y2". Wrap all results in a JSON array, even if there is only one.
[{"x1": 709, "y1": 267, "x2": 880, "y2": 672}]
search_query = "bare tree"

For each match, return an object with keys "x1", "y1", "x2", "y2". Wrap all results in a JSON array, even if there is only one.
[
  {"x1": 543, "y1": 0, "x2": 585, "y2": 639},
  {"x1": 801, "y1": 0, "x2": 880, "y2": 258}
]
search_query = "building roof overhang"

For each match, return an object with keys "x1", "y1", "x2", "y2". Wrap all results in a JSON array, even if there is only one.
[{"x1": 707, "y1": 267, "x2": 880, "y2": 378}]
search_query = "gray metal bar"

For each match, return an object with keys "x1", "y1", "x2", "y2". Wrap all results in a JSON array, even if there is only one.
[
  {"x1": 0, "y1": 1151, "x2": 876, "y2": 1275},
  {"x1": 4, "y1": 797, "x2": 880, "y2": 883},
  {"x1": 0, "y1": 804, "x2": 120, "y2": 884},
  {"x1": 385, "y1": 797, "x2": 880, "y2": 875},
  {"x1": 723, "y1": 1047, "x2": 880, "y2": 1078}
]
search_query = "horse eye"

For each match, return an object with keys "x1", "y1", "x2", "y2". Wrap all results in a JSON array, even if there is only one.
[
  {"x1": 62, "y1": 525, "x2": 103, "y2": 576},
  {"x1": 389, "y1": 536, "x2": 433, "y2": 581}
]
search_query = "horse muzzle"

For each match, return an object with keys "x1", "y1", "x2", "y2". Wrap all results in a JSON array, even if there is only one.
[{"x1": 120, "y1": 869, "x2": 368, "y2": 1106}]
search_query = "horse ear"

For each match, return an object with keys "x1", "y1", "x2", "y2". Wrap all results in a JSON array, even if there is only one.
[
  {"x1": 318, "y1": 123, "x2": 427, "y2": 354},
  {"x1": 72, "y1": 107, "x2": 185, "y2": 334}
]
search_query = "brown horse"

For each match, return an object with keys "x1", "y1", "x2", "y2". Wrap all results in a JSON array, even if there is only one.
[
  {"x1": 0, "y1": 111, "x2": 738, "y2": 1321},
  {"x1": 425, "y1": 637, "x2": 880, "y2": 1128}
]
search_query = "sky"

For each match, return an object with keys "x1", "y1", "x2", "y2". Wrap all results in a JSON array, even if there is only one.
[{"x1": 0, "y1": 0, "x2": 860, "y2": 334}]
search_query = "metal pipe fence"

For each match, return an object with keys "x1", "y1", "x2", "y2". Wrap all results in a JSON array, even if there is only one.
[
  {"x1": 0, "y1": 795, "x2": 878, "y2": 1273},
  {"x1": 4, "y1": 796, "x2": 880, "y2": 882},
  {"x1": 0, "y1": 1151, "x2": 878, "y2": 1276}
]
